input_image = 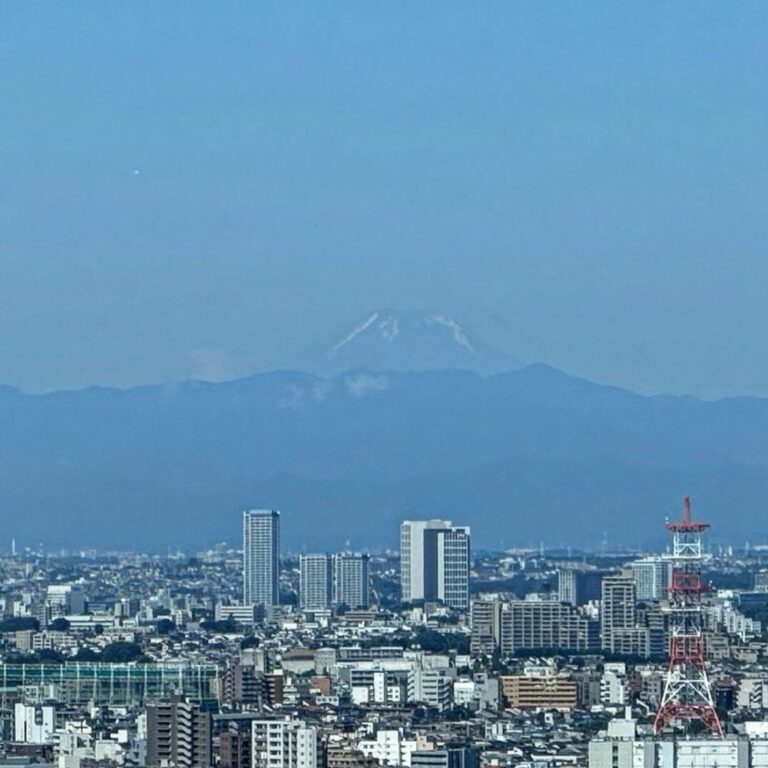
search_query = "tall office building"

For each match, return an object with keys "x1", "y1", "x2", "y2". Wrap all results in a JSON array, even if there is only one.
[
  {"x1": 333, "y1": 553, "x2": 370, "y2": 609},
  {"x1": 299, "y1": 554, "x2": 332, "y2": 611},
  {"x1": 631, "y1": 557, "x2": 669, "y2": 602},
  {"x1": 243, "y1": 509, "x2": 280, "y2": 609},
  {"x1": 400, "y1": 520, "x2": 470, "y2": 609},
  {"x1": 146, "y1": 700, "x2": 212, "y2": 768}
]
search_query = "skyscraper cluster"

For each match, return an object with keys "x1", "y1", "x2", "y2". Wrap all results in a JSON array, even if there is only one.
[
  {"x1": 299, "y1": 553, "x2": 370, "y2": 611},
  {"x1": 241, "y1": 511, "x2": 471, "y2": 613}
]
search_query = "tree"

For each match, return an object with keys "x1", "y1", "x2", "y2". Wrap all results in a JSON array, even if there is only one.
[
  {"x1": 0, "y1": 617, "x2": 39, "y2": 633},
  {"x1": 100, "y1": 642, "x2": 146, "y2": 663},
  {"x1": 50, "y1": 618, "x2": 70, "y2": 632},
  {"x1": 37, "y1": 649, "x2": 64, "y2": 664},
  {"x1": 201, "y1": 618, "x2": 239, "y2": 634},
  {"x1": 156, "y1": 618, "x2": 176, "y2": 635},
  {"x1": 74, "y1": 648, "x2": 100, "y2": 662}
]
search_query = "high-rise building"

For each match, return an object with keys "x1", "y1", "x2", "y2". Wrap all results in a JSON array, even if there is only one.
[
  {"x1": 333, "y1": 553, "x2": 370, "y2": 609},
  {"x1": 146, "y1": 699, "x2": 212, "y2": 768},
  {"x1": 631, "y1": 557, "x2": 669, "y2": 602},
  {"x1": 557, "y1": 568, "x2": 604, "y2": 606},
  {"x1": 299, "y1": 554, "x2": 332, "y2": 611},
  {"x1": 601, "y1": 572, "x2": 637, "y2": 652},
  {"x1": 400, "y1": 520, "x2": 470, "y2": 609},
  {"x1": 250, "y1": 717, "x2": 318, "y2": 768},
  {"x1": 243, "y1": 510, "x2": 280, "y2": 610},
  {"x1": 470, "y1": 599, "x2": 502, "y2": 656}
]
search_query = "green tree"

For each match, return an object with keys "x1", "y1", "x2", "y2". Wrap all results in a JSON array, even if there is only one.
[
  {"x1": 50, "y1": 618, "x2": 70, "y2": 632},
  {"x1": 156, "y1": 618, "x2": 176, "y2": 635},
  {"x1": 100, "y1": 642, "x2": 146, "y2": 663},
  {"x1": 0, "y1": 617, "x2": 39, "y2": 633}
]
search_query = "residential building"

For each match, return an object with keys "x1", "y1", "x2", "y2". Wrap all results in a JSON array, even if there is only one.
[
  {"x1": 243, "y1": 509, "x2": 280, "y2": 610},
  {"x1": 631, "y1": 557, "x2": 668, "y2": 602},
  {"x1": 470, "y1": 600, "x2": 501, "y2": 656},
  {"x1": 146, "y1": 699, "x2": 212, "y2": 768},
  {"x1": 500, "y1": 600, "x2": 599, "y2": 655},
  {"x1": 250, "y1": 717, "x2": 318, "y2": 768},
  {"x1": 299, "y1": 554, "x2": 333, "y2": 611},
  {"x1": 601, "y1": 572, "x2": 636, "y2": 652},
  {"x1": 499, "y1": 672, "x2": 578, "y2": 711},
  {"x1": 333, "y1": 554, "x2": 370, "y2": 609}
]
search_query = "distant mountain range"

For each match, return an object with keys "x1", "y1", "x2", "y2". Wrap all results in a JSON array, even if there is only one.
[{"x1": 2, "y1": 361, "x2": 768, "y2": 552}]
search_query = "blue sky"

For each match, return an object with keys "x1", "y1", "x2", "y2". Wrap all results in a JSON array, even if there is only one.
[{"x1": 1, "y1": 3, "x2": 767, "y2": 396}]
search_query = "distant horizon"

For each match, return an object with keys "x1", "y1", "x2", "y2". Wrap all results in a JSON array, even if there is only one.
[{"x1": 1, "y1": 354, "x2": 760, "y2": 405}]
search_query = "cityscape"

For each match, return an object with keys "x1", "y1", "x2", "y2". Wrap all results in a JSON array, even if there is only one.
[
  {"x1": 0, "y1": 500, "x2": 765, "y2": 767},
  {"x1": 4, "y1": 4, "x2": 767, "y2": 768}
]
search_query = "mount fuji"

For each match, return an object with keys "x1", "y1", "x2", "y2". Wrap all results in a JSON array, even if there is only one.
[{"x1": 288, "y1": 309, "x2": 520, "y2": 375}]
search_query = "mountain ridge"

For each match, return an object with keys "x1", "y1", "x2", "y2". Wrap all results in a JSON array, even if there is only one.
[{"x1": 1, "y1": 364, "x2": 768, "y2": 552}]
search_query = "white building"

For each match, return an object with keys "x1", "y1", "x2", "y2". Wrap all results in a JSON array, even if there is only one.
[
  {"x1": 47, "y1": 585, "x2": 87, "y2": 615},
  {"x1": 243, "y1": 510, "x2": 280, "y2": 609},
  {"x1": 358, "y1": 730, "x2": 427, "y2": 768},
  {"x1": 400, "y1": 520, "x2": 470, "y2": 609},
  {"x1": 631, "y1": 557, "x2": 668, "y2": 602},
  {"x1": 15, "y1": 703, "x2": 55, "y2": 744},
  {"x1": 408, "y1": 667, "x2": 453, "y2": 711},
  {"x1": 589, "y1": 710, "x2": 752, "y2": 767},
  {"x1": 600, "y1": 663, "x2": 629, "y2": 706},
  {"x1": 251, "y1": 717, "x2": 317, "y2": 768},
  {"x1": 215, "y1": 603, "x2": 261, "y2": 626}
]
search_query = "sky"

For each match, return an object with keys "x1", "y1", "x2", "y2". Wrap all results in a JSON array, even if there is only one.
[{"x1": 1, "y1": 3, "x2": 767, "y2": 398}]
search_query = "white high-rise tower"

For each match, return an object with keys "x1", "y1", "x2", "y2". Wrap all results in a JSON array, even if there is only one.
[
  {"x1": 243, "y1": 509, "x2": 280, "y2": 609},
  {"x1": 400, "y1": 520, "x2": 470, "y2": 609}
]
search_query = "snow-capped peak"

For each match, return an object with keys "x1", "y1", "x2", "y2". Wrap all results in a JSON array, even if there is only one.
[
  {"x1": 327, "y1": 308, "x2": 480, "y2": 361},
  {"x1": 290, "y1": 309, "x2": 519, "y2": 375},
  {"x1": 331, "y1": 312, "x2": 380, "y2": 354},
  {"x1": 426, "y1": 314, "x2": 475, "y2": 353}
]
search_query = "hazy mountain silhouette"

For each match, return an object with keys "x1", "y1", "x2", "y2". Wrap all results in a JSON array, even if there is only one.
[
  {"x1": 285, "y1": 309, "x2": 520, "y2": 375},
  {"x1": 1, "y1": 365, "x2": 768, "y2": 552}
]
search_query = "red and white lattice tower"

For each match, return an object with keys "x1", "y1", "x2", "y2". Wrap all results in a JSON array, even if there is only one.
[{"x1": 654, "y1": 496, "x2": 722, "y2": 736}]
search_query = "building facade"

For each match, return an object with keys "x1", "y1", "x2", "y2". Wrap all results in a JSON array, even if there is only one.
[
  {"x1": 601, "y1": 572, "x2": 637, "y2": 652},
  {"x1": 251, "y1": 717, "x2": 318, "y2": 768},
  {"x1": 333, "y1": 554, "x2": 370, "y2": 610},
  {"x1": 400, "y1": 520, "x2": 470, "y2": 609},
  {"x1": 146, "y1": 699, "x2": 212, "y2": 768},
  {"x1": 631, "y1": 557, "x2": 669, "y2": 602},
  {"x1": 243, "y1": 509, "x2": 280, "y2": 610},
  {"x1": 299, "y1": 554, "x2": 333, "y2": 611}
]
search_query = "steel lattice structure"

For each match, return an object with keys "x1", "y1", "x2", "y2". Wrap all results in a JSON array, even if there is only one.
[
  {"x1": 0, "y1": 662, "x2": 219, "y2": 707},
  {"x1": 653, "y1": 497, "x2": 722, "y2": 737}
]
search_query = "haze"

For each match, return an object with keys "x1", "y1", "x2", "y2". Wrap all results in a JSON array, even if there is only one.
[{"x1": 2, "y1": 4, "x2": 767, "y2": 398}]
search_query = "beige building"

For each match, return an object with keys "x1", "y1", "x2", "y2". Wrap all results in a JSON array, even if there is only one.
[{"x1": 499, "y1": 673, "x2": 578, "y2": 710}]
